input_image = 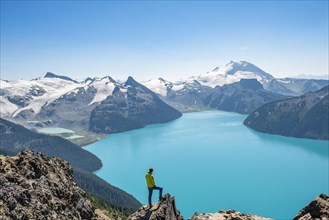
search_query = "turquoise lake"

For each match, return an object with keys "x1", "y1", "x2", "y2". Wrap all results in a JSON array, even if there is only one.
[{"x1": 85, "y1": 111, "x2": 329, "y2": 219}]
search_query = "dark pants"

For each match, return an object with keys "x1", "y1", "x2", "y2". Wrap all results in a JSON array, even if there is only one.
[{"x1": 148, "y1": 186, "x2": 163, "y2": 206}]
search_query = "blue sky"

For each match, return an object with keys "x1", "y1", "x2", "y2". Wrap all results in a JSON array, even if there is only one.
[{"x1": 1, "y1": 1, "x2": 328, "y2": 81}]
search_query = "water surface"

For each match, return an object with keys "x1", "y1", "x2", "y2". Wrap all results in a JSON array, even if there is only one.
[{"x1": 85, "y1": 111, "x2": 329, "y2": 219}]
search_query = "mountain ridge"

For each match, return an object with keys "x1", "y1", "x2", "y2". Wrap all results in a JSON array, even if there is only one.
[
  {"x1": 204, "y1": 79, "x2": 288, "y2": 114},
  {"x1": 89, "y1": 76, "x2": 182, "y2": 133},
  {"x1": 44, "y1": 72, "x2": 78, "y2": 83},
  {"x1": 244, "y1": 85, "x2": 329, "y2": 140},
  {"x1": 1, "y1": 61, "x2": 328, "y2": 139},
  {"x1": 127, "y1": 193, "x2": 329, "y2": 220}
]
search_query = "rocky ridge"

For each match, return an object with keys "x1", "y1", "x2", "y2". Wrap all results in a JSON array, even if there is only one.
[
  {"x1": 293, "y1": 194, "x2": 329, "y2": 220},
  {"x1": 89, "y1": 77, "x2": 182, "y2": 133},
  {"x1": 127, "y1": 194, "x2": 329, "y2": 220},
  {"x1": 244, "y1": 85, "x2": 329, "y2": 140},
  {"x1": 0, "y1": 150, "x2": 109, "y2": 220},
  {"x1": 127, "y1": 194, "x2": 184, "y2": 220},
  {"x1": 0, "y1": 151, "x2": 328, "y2": 220},
  {"x1": 0, "y1": 74, "x2": 182, "y2": 135},
  {"x1": 190, "y1": 210, "x2": 271, "y2": 220}
]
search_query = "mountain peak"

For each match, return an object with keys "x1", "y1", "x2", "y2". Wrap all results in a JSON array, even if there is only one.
[
  {"x1": 44, "y1": 72, "x2": 78, "y2": 83},
  {"x1": 124, "y1": 76, "x2": 139, "y2": 87},
  {"x1": 207, "y1": 61, "x2": 274, "y2": 81},
  {"x1": 101, "y1": 76, "x2": 116, "y2": 83}
]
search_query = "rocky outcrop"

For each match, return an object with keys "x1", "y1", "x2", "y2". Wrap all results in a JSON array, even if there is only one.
[
  {"x1": 0, "y1": 150, "x2": 105, "y2": 220},
  {"x1": 1, "y1": 151, "x2": 328, "y2": 220},
  {"x1": 127, "y1": 194, "x2": 184, "y2": 220},
  {"x1": 244, "y1": 85, "x2": 329, "y2": 140},
  {"x1": 128, "y1": 193, "x2": 329, "y2": 220},
  {"x1": 190, "y1": 210, "x2": 271, "y2": 220},
  {"x1": 294, "y1": 194, "x2": 329, "y2": 220}
]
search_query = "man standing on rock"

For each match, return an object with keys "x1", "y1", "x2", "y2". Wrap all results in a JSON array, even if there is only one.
[{"x1": 145, "y1": 168, "x2": 163, "y2": 208}]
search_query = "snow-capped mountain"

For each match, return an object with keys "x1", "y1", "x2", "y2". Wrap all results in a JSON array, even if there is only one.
[
  {"x1": 195, "y1": 60, "x2": 274, "y2": 88},
  {"x1": 0, "y1": 73, "x2": 181, "y2": 133},
  {"x1": 141, "y1": 77, "x2": 213, "y2": 112},
  {"x1": 142, "y1": 61, "x2": 328, "y2": 99},
  {"x1": 141, "y1": 61, "x2": 275, "y2": 95},
  {"x1": 0, "y1": 76, "x2": 79, "y2": 118},
  {"x1": 1, "y1": 61, "x2": 328, "y2": 133},
  {"x1": 139, "y1": 61, "x2": 328, "y2": 112},
  {"x1": 141, "y1": 60, "x2": 276, "y2": 98},
  {"x1": 0, "y1": 73, "x2": 120, "y2": 119},
  {"x1": 194, "y1": 61, "x2": 328, "y2": 96},
  {"x1": 142, "y1": 78, "x2": 173, "y2": 97},
  {"x1": 89, "y1": 77, "x2": 182, "y2": 133}
]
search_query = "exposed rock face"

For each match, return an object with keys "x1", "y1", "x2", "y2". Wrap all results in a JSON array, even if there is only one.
[
  {"x1": 294, "y1": 194, "x2": 329, "y2": 220},
  {"x1": 0, "y1": 150, "x2": 105, "y2": 220},
  {"x1": 190, "y1": 210, "x2": 272, "y2": 220},
  {"x1": 127, "y1": 194, "x2": 184, "y2": 220},
  {"x1": 7, "y1": 95, "x2": 32, "y2": 107},
  {"x1": 244, "y1": 85, "x2": 329, "y2": 140}
]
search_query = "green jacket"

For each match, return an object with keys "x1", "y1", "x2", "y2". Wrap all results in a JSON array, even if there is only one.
[{"x1": 145, "y1": 172, "x2": 156, "y2": 188}]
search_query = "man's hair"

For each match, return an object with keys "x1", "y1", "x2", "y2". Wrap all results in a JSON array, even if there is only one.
[{"x1": 149, "y1": 168, "x2": 154, "y2": 172}]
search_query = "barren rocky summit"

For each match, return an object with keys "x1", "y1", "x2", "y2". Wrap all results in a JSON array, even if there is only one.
[{"x1": 0, "y1": 150, "x2": 107, "y2": 220}]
